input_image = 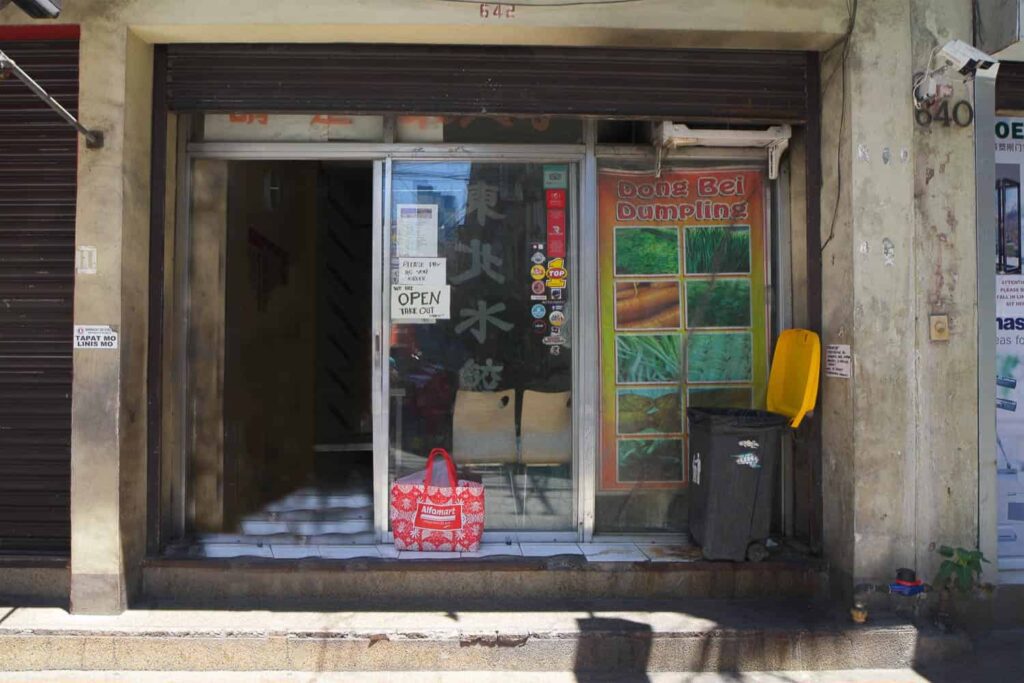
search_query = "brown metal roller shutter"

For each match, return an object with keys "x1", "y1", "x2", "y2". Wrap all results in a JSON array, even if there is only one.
[
  {"x1": 998, "y1": 61, "x2": 1024, "y2": 112},
  {"x1": 165, "y1": 44, "x2": 811, "y2": 123},
  {"x1": 0, "y1": 38, "x2": 77, "y2": 556}
]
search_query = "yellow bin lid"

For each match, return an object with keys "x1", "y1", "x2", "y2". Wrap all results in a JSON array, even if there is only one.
[{"x1": 766, "y1": 328, "x2": 821, "y2": 428}]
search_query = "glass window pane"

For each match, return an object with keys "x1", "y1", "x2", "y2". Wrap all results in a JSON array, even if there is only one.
[{"x1": 388, "y1": 162, "x2": 574, "y2": 533}]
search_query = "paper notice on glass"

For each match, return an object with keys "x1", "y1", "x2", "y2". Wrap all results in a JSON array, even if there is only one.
[
  {"x1": 396, "y1": 204, "x2": 439, "y2": 257},
  {"x1": 391, "y1": 285, "x2": 451, "y2": 320},
  {"x1": 397, "y1": 258, "x2": 446, "y2": 286}
]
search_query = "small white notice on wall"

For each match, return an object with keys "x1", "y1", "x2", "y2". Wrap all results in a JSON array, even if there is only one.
[
  {"x1": 825, "y1": 344, "x2": 852, "y2": 379},
  {"x1": 76, "y1": 246, "x2": 97, "y2": 275},
  {"x1": 395, "y1": 204, "x2": 439, "y2": 257},
  {"x1": 391, "y1": 285, "x2": 451, "y2": 321},
  {"x1": 397, "y1": 258, "x2": 446, "y2": 286},
  {"x1": 74, "y1": 325, "x2": 118, "y2": 350}
]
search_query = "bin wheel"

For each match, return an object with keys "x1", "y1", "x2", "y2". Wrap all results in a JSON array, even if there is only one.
[{"x1": 746, "y1": 542, "x2": 769, "y2": 563}]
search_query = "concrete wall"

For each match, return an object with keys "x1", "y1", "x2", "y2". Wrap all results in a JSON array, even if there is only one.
[
  {"x1": 819, "y1": 0, "x2": 982, "y2": 596},
  {"x1": 908, "y1": 0, "x2": 980, "y2": 589},
  {"x1": 66, "y1": 23, "x2": 153, "y2": 614}
]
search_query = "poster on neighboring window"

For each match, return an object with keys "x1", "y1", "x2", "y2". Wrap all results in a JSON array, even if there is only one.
[
  {"x1": 597, "y1": 167, "x2": 769, "y2": 491},
  {"x1": 995, "y1": 117, "x2": 1024, "y2": 567}
]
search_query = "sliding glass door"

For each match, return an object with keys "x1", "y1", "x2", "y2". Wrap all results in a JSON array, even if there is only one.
[{"x1": 382, "y1": 161, "x2": 578, "y2": 538}]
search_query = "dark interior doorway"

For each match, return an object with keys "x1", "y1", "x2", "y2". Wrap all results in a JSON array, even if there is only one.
[{"x1": 184, "y1": 160, "x2": 376, "y2": 555}]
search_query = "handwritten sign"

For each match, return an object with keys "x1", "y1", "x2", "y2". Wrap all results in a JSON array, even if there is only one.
[
  {"x1": 397, "y1": 258, "x2": 446, "y2": 286},
  {"x1": 392, "y1": 285, "x2": 451, "y2": 321},
  {"x1": 825, "y1": 344, "x2": 852, "y2": 379}
]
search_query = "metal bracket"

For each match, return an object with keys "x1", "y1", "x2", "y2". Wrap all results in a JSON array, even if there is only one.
[
  {"x1": 0, "y1": 48, "x2": 103, "y2": 149},
  {"x1": 766, "y1": 136, "x2": 790, "y2": 181}
]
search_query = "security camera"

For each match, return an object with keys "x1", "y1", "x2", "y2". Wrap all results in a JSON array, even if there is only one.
[
  {"x1": 937, "y1": 39, "x2": 996, "y2": 76},
  {"x1": 913, "y1": 39, "x2": 999, "y2": 109},
  {"x1": 11, "y1": 0, "x2": 60, "y2": 19}
]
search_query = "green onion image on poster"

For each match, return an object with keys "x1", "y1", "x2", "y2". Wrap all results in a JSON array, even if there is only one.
[
  {"x1": 616, "y1": 334, "x2": 683, "y2": 384},
  {"x1": 685, "y1": 226, "x2": 751, "y2": 274}
]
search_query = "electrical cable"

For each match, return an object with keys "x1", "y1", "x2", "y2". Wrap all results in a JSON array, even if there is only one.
[
  {"x1": 911, "y1": 45, "x2": 944, "y2": 111},
  {"x1": 820, "y1": 0, "x2": 858, "y2": 255}
]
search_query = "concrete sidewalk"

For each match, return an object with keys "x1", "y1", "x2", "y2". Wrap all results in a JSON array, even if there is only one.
[{"x1": 0, "y1": 599, "x2": 969, "y2": 674}]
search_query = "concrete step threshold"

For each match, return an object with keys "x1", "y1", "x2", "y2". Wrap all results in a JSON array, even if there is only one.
[
  {"x1": 0, "y1": 599, "x2": 969, "y2": 674},
  {"x1": 140, "y1": 554, "x2": 829, "y2": 607}
]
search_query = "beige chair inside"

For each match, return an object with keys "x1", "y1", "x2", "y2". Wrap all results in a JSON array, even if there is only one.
[
  {"x1": 519, "y1": 390, "x2": 572, "y2": 466},
  {"x1": 452, "y1": 389, "x2": 519, "y2": 516},
  {"x1": 452, "y1": 389, "x2": 518, "y2": 465}
]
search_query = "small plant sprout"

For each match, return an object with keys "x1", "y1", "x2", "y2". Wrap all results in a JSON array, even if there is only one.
[{"x1": 933, "y1": 545, "x2": 990, "y2": 594}]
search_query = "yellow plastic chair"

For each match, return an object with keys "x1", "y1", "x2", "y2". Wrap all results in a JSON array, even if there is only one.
[{"x1": 766, "y1": 329, "x2": 821, "y2": 428}]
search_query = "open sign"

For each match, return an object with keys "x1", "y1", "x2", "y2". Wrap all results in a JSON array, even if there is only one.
[{"x1": 391, "y1": 285, "x2": 451, "y2": 321}]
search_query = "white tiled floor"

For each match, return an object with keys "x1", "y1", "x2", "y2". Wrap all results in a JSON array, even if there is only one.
[
  {"x1": 518, "y1": 542, "x2": 585, "y2": 557},
  {"x1": 461, "y1": 543, "x2": 524, "y2": 558},
  {"x1": 193, "y1": 541, "x2": 697, "y2": 562},
  {"x1": 270, "y1": 545, "x2": 322, "y2": 559},
  {"x1": 580, "y1": 543, "x2": 650, "y2": 562},
  {"x1": 201, "y1": 543, "x2": 274, "y2": 559},
  {"x1": 318, "y1": 545, "x2": 384, "y2": 560}
]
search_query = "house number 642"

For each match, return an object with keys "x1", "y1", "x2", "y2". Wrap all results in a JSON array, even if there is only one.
[{"x1": 480, "y1": 3, "x2": 516, "y2": 18}]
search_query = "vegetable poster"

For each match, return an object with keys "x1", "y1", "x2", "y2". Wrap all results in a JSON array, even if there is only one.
[{"x1": 598, "y1": 168, "x2": 769, "y2": 491}]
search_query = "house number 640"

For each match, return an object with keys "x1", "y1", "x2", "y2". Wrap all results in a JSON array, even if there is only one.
[{"x1": 915, "y1": 99, "x2": 974, "y2": 128}]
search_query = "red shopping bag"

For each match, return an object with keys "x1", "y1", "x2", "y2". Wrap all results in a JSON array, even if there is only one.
[{"x1": 390, "y1": 448, "x2": 485, "y2": 552}]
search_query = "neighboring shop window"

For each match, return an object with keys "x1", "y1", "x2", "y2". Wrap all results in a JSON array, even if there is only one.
[
  {"x1": 995, "y1": 116, "x2": 1024, "y2": 567},
  {"x1": 396, "y1": 116, "x2": 582, "y2": 144},
  {"x1": 595, "y1": 165, "x2": 770, "y2": 533},
  {"x1": 388, "y1": 162, "x2": 574, "y2": 533}
]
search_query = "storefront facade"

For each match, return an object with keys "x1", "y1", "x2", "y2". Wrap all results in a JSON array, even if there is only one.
[{"x1": 0, "y1": 0, "x2": 991, "y2": 616}]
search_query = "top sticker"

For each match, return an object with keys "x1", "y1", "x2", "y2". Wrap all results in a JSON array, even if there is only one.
[{"x1": 543, "y1": 165, "x2": 568, "y2": 189}]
